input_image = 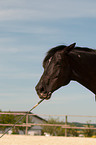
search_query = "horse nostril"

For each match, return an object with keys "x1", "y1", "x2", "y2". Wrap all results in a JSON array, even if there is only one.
[{"x1": 40, "y1": 87, "x2": 44, "y2": 93}]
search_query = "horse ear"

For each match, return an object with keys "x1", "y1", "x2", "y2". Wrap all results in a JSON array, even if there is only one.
[{"x1": 64, "y1": 43, "x2": 76, "y2": 53}]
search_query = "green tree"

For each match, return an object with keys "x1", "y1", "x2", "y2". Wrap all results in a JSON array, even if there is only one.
[
  {"x1": 0, "y1": 110, "x2": 32, "y2": 134},
  {"x1": 67, "y1": 124, "x2": 78, "y2": 137},
  {"x1": 83, "y1": 121, "x2": 94, "y2": 137},
  {"x1": 42, "y1": 118, "x2": 65, "y2": 136},
  {"x1": 0, "y1": 111, "x2": 16, "y2": 132},
  {"x1": 42, "y1": 118, "x2": 79, "y2": 137}
]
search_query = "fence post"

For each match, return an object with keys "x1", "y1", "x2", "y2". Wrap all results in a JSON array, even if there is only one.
[
  {"x1": 25, "y1": 114, "x2": 28, "y2": 135},
  {"x1": 65, "y1": 115, "x2": 67, "y2": 137}
]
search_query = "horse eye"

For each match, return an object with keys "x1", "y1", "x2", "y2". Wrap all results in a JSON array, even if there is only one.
[
  {"x1": 56, "y1": 61, "x2": 60, "y2": 66},
  {"x1": 56, "y1": 62, "x2": 59, "y2": 65}
]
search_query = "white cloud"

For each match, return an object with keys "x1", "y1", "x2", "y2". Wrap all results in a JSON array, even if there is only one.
[
  {"x1": 0, "y1": 9, "x2": 38, "y2": 21},
  {"x1": 0, "y1": 72, "x2": 40, "y2": 79},
  {"x1": 0, "y1": 47, "x2": 19, "y2": 53},
  {"x1": 0, "y1": 0, "x2": 96, "y2": 21}
]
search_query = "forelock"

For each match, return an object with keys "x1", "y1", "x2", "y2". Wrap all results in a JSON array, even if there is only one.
[{"x1": 43, "y1": 45, "x2": 66, "y2": 67}]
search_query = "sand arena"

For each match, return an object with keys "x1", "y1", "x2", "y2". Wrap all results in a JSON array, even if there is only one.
[{"x1": 0, "y1": 135, "x2": 96, "y2": 145}]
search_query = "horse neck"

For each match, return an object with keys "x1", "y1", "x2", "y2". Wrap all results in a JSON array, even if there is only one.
[{"x1": 69, "y1": 50, "x2": 96, "y2": 94}]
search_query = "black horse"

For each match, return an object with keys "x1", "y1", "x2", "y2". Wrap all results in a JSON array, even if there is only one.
[{"x1": 35, "y1": 43, "x2": 96, "y2": 100}]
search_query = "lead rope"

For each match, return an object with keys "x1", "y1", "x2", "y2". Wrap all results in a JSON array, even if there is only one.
[{"x1": 0, "y1": 99, "x2": 44, "y2": 138}]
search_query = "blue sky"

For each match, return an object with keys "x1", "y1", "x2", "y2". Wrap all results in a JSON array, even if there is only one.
[{"x1": 0, "y1": 0, "x2": 96, "y2": 122}]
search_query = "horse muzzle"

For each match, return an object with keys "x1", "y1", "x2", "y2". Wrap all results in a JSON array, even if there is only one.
[{"x1": 35, "y1": 85, "x2": 52, "y2": 100}]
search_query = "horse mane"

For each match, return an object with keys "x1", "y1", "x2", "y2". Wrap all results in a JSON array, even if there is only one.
[
  {"x1": 75, "y1": 47, "x2": 95, "y2": 52},
  {"x1": 43, "y1": 45, "x2": 95, "y2": 67}
]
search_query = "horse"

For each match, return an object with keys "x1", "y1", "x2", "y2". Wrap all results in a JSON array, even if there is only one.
[{"x1": 35, "y1": 43, "x2": 96, "y2": 100}]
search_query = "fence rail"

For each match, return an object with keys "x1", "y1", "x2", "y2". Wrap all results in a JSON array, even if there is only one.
[{"x1": 0, "y1": 112, "x2": 96, "y2": 136}]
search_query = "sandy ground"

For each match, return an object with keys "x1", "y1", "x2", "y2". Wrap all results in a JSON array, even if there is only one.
[{"x1": 0, "y1": 135, "x2": 96, "y2": 145}]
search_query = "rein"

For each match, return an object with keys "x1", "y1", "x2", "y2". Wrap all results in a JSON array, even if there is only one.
[{"x1": 0, "y1": 99, "x2": 44, "y2": 138}]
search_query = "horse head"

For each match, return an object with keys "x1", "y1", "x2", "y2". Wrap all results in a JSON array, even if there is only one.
[{"x1": 35, "y1": 43, "x2": 76, "y2": 99}]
